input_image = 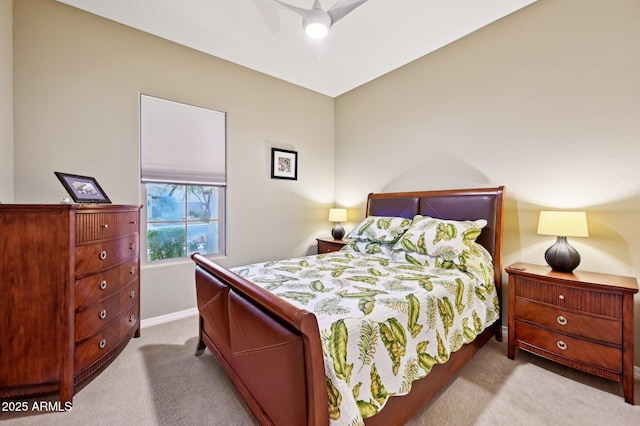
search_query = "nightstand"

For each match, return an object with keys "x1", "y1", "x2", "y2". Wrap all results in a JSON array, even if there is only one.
[
  {"x1": 316, "y1": 237, "x2": 351, "y2": 254},
  {"x1": 506, "y1": 262, "x2": 638, "y2": 404}
]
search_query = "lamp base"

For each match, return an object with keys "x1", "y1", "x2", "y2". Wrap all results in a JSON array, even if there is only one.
[
  {"x1": 331, "y1": 223, "x2": 345, "y2": 240},
  {"x1": 544, "y1": 236, "x2": 581, "y2": 273}
]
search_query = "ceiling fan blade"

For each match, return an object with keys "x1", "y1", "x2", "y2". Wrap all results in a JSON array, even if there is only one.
[
  {"x1": 269, "y1": 0, "x2": 316, "y2": 21},
  {"x1": 327, "y1": 0, "x2": 368, "y2": 24},
  {"x1": 251, "y1": 0, "x2": 284, "y2": 33}
]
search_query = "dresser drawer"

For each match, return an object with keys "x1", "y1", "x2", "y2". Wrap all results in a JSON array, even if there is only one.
[
  {"x1": 515, "y1": 321, "x2": 622, "y2": 372},
  {"x1": 514, "y1": 278, "x2": 623, "y2": 319},
  {"x1": 515, "y1": 299, "x2": 622, "y2": 345},
  {"x1": 76, "y1": 211, "x2": 139, "y2": 244},
  {"x1": 75, "y1": 234, "x2": 139, "y2": 276},
  {"x1": 75, "y1": 280, "x2": 139, "y2": 342},
  {"x1": 75, "y1": 259, "x2": 138, "y2": 310},
  {"x1": 75, "y1": 304, "x2": 139, "y2": 373}
]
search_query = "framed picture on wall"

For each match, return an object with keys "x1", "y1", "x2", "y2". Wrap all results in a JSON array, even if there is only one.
[
  {"x1": 271, "y1": 148, "x2": 298, "y2": 180},
  {"x1": 54, "y1": 172, "x2": 111, "y2": 203}
]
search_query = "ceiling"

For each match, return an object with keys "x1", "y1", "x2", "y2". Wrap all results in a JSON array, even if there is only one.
[{"x1": 57, "y1": 0, "x2": 537, "y2": 97}]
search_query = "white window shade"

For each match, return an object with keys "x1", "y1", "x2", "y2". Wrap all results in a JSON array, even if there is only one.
[{"x1": 140, "y1": 95, "x2": 226, "y2": 185}]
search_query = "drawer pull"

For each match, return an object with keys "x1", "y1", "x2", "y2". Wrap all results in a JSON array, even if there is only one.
[
  {"x1": 99, "y1": 338, "x2": 106, "y2": 349},
  {"x1": 556, "y1": 315, "x2": 568, "y2": 326},
  {"x1": 556, "y1": 340, "x2": 567, "y2": 350},
  {"x1": 129, "y1": 220, "x2": 137, "y2": 225},
  {"x1": 129, "y1": 267, "x2": 136, "y2": 275},
  {"x1": 99, "y1": 250, "x2": 107, "y2": 260},
  {"x1": 99, "y1": 310, "x2": 107, "y2": 320},
  {"x1": 558, "y1": 294, "x2": 565, "y2": 300},
  {"x1": 129, "y1": 314, "x2": 136, "y2": 322},
  {"x1": 129, "y1": 290, "x2": 135, "y2": 298},
  {"x1": 129, "y1": 242, "x2": 136, "y2": 250},
  {"x1": 99, "y1": 280, "x2": 107, "y2": 290},
  {"x1": 101, "y1": 224, "x2": 109, "y2": 229}
]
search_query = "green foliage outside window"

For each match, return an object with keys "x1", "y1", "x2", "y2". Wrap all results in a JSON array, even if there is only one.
[{"x1": 147, "y1": 227, "x2": 187, "y2": 260}]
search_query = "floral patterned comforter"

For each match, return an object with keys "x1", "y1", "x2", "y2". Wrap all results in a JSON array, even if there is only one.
[{"x1": 231, "y1": 245, "x2": 499, "y2": 425}]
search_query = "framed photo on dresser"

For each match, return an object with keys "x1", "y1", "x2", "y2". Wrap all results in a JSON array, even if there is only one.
[{"x1": 54, "y1": 171, "x2": 111, "y2": 203}]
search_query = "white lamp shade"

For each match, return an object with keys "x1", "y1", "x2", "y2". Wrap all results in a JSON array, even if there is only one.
[
  {"x1": 537, "y1": 211, "x2": 589, "y2": 237},
  {"x1": 328, "y1": 208, "x2": 347, "y2": 222}
]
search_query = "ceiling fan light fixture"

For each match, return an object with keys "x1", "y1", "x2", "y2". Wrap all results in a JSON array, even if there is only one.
[
  {"x1": 302, "y1": 10, "x2": 331, "y2": 39},
  {"x1": 304, "y1": 21, "x2": 329, "y2": 38},
  {"x1": 272, "y1": 0, "x2": 368, "y2": 39}
]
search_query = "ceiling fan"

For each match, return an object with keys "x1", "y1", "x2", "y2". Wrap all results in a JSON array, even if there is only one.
[{"x1": 269, "y1": 0, "x2": 369, "y2": 39}]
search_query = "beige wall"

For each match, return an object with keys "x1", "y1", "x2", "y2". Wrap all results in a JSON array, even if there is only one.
[
  {"x1": 12, "y1": 0, "x2": 335, "y2": 319},
  {"x1": 335, "y1": 0, "x2": 640, "y2": 363},
  {"x1": 0, "y1": 0, "x2": 12, "y2": 203}
]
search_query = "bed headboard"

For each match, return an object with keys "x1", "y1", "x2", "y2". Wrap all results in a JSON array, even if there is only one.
[{"x1": 366, "y1": 186, "x2": 505, "y2": 279}]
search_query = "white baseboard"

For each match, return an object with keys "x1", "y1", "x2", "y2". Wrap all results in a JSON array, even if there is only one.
[
  {"x1": 140, "y1": 307, "x2": 198, "y2": 329},
  {"x1": 501, "y1": 326, "x2": 640, "y2": 379}
]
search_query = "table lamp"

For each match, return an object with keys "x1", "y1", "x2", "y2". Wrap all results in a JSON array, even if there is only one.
[
  {"x1": 328, "y1": 208, "x2": 347, "y2": 240},
  {"x1": 537, "y1": 211, "x2": 589, "y2": 273}
]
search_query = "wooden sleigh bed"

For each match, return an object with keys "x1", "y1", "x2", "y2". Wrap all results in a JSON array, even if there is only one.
[{"x1": 192, "y1": 186, "x2": 505, "y2": 425}]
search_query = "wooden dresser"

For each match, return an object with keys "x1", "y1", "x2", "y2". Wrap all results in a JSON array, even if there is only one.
[
  {"x1": 506, "y1": 262, "x2": 638, "y2": 404},
  {"x1": 0, "y1": 204, "x2": 141, "y2": 404}
]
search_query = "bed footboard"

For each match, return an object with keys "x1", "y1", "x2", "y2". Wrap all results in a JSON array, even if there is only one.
[{"x1": 192, "y1": 253, "x2": 328, "y2": 426}]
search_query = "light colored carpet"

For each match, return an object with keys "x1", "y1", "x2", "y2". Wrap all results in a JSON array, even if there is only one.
[{"x1": 2, "y1": 316, "x2": 639, "y2": 425}]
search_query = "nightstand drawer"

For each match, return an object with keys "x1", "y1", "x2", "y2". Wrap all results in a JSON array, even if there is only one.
[
  {"x1": 515, "y1": 321, "x2": 621, "y2": 372},
  {"x1": 316, "y1": 238, "x2": 351, "y2": 254},
  {"x1": 318, "y1": 241, "x2": 340, "y2": 253},
  {"x1": 515, "y1": 278, "x2": 623, "y2": 319},
  {"x1": 515, "y1": 299, "x2": 622, "y2": 345}
]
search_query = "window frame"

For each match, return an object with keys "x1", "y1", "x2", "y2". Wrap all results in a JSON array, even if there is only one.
[{"x1": 142, "y1": 183, "x2": 226, "y2": 264}]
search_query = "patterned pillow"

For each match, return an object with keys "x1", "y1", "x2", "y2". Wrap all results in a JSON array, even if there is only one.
[
  {"x1": 347, "y1": 216, "x2": 412, "y2": 243},
  {"x1": 392, "y1": 215, "x2": 487, "y2": 262}
]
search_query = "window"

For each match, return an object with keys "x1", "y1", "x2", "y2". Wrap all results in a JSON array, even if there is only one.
[
  {"x1": 145, "y1": 184, "x2": 223, "y2": 260},
  {"x1": 140, "y1": 95, "x2": 226, "y2": 261}
]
